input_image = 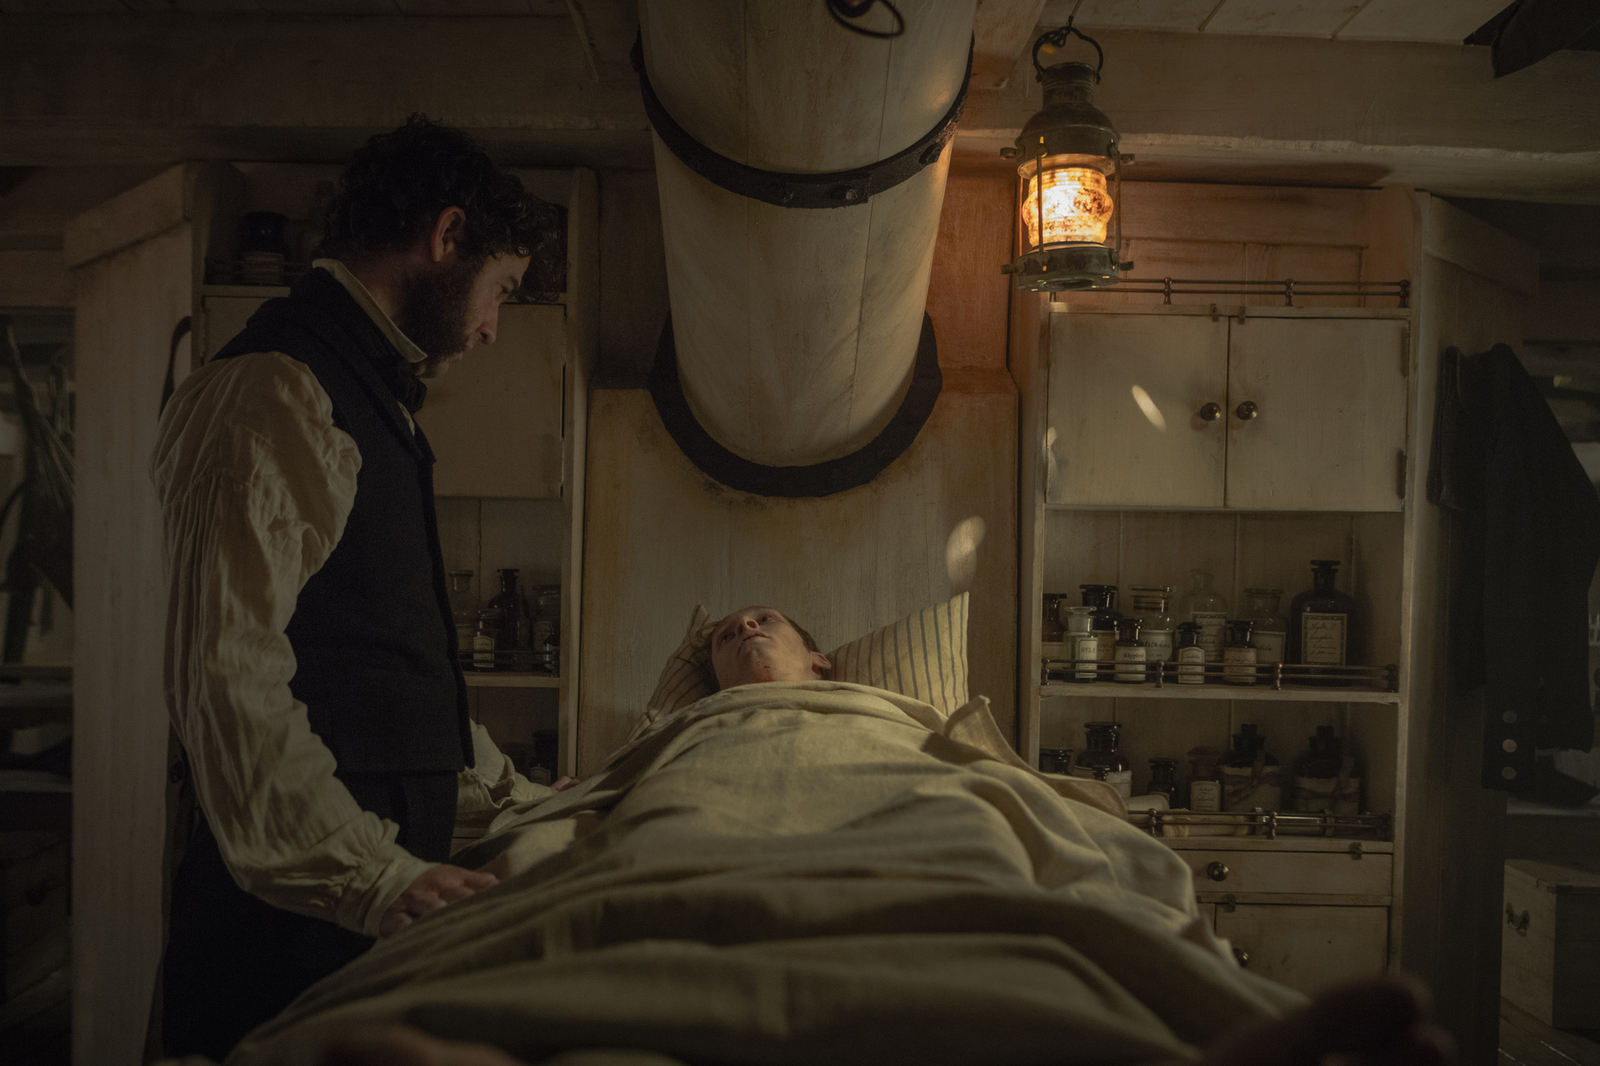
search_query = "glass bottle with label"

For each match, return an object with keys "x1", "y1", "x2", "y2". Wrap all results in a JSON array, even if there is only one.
[
  {"x1": 1073, "y1": 721, "x2": 1132, "y2": 799},
  {"x1": 486, "y1": 568, "x2": 533, "y2": 671},
  {"x1": 1176, "y1": 569, "x2": 1229, "y2": 663},
  {"x1": 447, "y1": 569, "x2": 476, "y2": 666},
  {"x1": 1287, "y1": 560, "x2": 1361, "y2": 683},
  {"x1": 1186, "y1": 746, "x2": 1223, "y2": 811},
  {"x1": 1080, "y1": 584, "x2": 1122, "y2": 670},
  {"x1": 1041, "y1": 594, "x2": 1067, "y2": 681},
  {"x1": 1063, "y1": 605, "x2": 1099, "y2": 683},
  {"x1": 1147, "y1": 757, "x2": 1179, "y2": 805},
  {"x1": 1240, "y1": 588, "x2": 1288, "y2": 668},
  {"x1": 1221, "y1": 723, "x2": 1284, "y2": 812},
  {"x1": 1175, "y1": 621, "x2": 1206, "y2": 684},
  {"x1": 531, "y1": 585, "x2": 561, "y2": 675},
  {"x1": 1292, "y1": 725, "x2": 1361, "y2": 815},
  {"x1": 1130, "y1": 585, "x2": 1175, "y2": 666},
  {"x1": 1039, "y1": 747, "x2": 1075, "y2": 775},
  {"x1": 1222, "y1": 619, "x2": 1258, "y2": 686},
  {"x1": 472, "y1": 602, "x2": 501, "y2": 671},
  {"x1": 1112, "y1": 618, "x2": 1147, "y2": 684}
]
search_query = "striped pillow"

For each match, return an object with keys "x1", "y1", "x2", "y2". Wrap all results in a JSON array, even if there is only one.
[
  {"x1": 827, "y1": 593, "x2": 969, "y2": 716},
  {"x1": 641, "y1": 594, "x2": 970, "y2": 723}
]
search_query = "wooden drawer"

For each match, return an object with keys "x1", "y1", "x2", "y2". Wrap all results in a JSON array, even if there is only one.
[
  {"x1": 1181, "y1": 847, "x2": 1391, "y2": 900},
  {"x1": 1, "y1": 832, "x2": 68, "y2": 999},
  {"x1": 1502, "y1": 859, "x2": 1600, "y2": 1029},
  {"x1": 1214, "y1": 904, "x2": 1389, "y2": 996}
]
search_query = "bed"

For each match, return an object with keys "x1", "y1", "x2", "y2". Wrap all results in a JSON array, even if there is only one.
[{"x1": 211, "y1": 604, "x2": 1304, "y2": 1066}]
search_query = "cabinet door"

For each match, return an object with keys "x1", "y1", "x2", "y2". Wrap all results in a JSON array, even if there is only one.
[
  {"x1": 1214, "y1": 904, "x2": 1388, "y2": 995},
  {"x1": 1225, "y1": 318, "x2": 1408, "y2": 511},
  {"x1": 1047, "y1": 312, "x2": 1229, "y2": 507},
  {"x1": 424, "y1": 303, "x2": 566, "y2": 498}
]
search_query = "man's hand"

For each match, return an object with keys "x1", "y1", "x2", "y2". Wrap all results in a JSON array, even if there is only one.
[{"x1": 380, "y1": 864, "x2": 498, "y2": 937}]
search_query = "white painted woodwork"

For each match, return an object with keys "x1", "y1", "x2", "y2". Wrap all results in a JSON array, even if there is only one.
[
  {"x1": 69, "y1": 173, "x2": 198, "y2": 1066},
  {"x1": 639, "y1": 0, "x2": 973, "y2": 465},
  {"x1": 1180, "y1": 848, "x2": 1393, "y2": 898},
  {"x1": 578, "y1": 378, "x2": 1018, "y2": 775},
  {"x1": 1422, "y1": 197, "x2": 1541, "y2": 299},
  {"x1": 426, "y1": 303, "x2": 565, "y2": 499},
  {"x1": 1046, "y1": 312, "x2": 1229, "y2": 508},
  {"x1": 1213, "y1": 904, "x2": 1389, "y2": 995},
  {"x1": 1224, "y1": 316, "x2": 1409, "y2": 511},
  {"x1": 1500, "y1": 860, "x2": 1600, "y2": 1029},
  {"x1": 200, "y1": 294, "x2": 265, "y2": 359}
]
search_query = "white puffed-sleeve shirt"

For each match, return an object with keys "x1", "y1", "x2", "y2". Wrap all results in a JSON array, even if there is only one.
[{"x1": 151, "y1": 260, "x2": 550, "y2": 939}]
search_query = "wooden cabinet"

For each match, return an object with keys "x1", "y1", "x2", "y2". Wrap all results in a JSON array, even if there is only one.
[
  {"x1": 1214, "y1": 903, "x2": 1389, "y2": 995},
  {"x1": 1047, "y1": 308, "x2": 1409, "y2": 512}
]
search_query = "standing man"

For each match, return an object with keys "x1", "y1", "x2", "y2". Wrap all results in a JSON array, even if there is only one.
[{"x1": 151, "y1": 116, "x2": 565, "y2": 1059}]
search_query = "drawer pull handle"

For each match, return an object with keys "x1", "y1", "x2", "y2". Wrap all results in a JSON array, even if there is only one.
[
  {"x1": 1232, "y1": 947, "x2": 1250, "y2": 968},
  {"x1": 1198, "y1": 403, "x2": 1222, "y2": 422},
  {"x1": 1206, "y1": 861, "x2": 1229, "y2": 882},
  {"x1": 1506, "y1": 904, "x2": 1530, "y2": 936},
  {"x1": 1235, "y1": 400, "x2": 1259, "y2": 420}
]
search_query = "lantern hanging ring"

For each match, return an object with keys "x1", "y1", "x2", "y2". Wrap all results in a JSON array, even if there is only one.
[{"x1": 1032, "y1": 17, "x2": 1104, "y2": 80}]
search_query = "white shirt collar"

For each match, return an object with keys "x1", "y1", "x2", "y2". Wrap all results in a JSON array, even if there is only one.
[{"x1": 312, "y1": 258, "x2": 429, "y2": 366}]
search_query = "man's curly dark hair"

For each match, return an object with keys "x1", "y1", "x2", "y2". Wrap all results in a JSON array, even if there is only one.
[{"x1": 317, "y1": 114, "x2": 566, "y2": 301}]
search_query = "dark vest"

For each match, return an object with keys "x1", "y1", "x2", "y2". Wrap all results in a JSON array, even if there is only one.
[{"x1": 213, "y1": 267, "x2": 471, "y2": 775}]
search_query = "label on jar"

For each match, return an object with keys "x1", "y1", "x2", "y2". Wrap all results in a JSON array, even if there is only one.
[
  {"x1": 1143, "y1": 629, "x2": 1173, "y2": 663},
  {"x1": 1114, "y1": 645, "x2": 1148, "y2": 683},
  {"x1": 1189, "y1": 779, "x2": 1222, "y2": 812},
  {"x1": 1191, "y1": 612, "x2": 1228, "y2": 661},
  {"x1": 1177, "y1": 645, "x2": 1207, "y2": 684},
  {"x1": 473, "y1": 632, "x2": 496, "y2": 670},
  {"x1": 1301, "y1": 613, "x2": 1348, "y2": 666},
  {"x1": 1073, "y1": 634, "x2": 1099, "y2": 681},
  {"x1": 1093, "y1": 628, "x2": 1117, "y2": 662},
  {"x1": 1254, "y1": 629, "x2": 1285, "y2": 664},
  {"x1": 1072, "y1": 766, "x2": 1133, "y2": 799},
  {"x1": 1223, "y1": 645, "x2": 1258, "y2": 685}
]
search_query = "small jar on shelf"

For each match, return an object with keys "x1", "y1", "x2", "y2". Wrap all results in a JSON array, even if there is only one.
[
  {"x1": 1147, "y1": 757, "x2": 1179, "y2": 805},
  {"x1": 1073, "y1": 722, "x2": 1132, "y2": 799},
  {"x1": 1129, "y1": 585, "x2": 1175, "y2": 666},
  {"x1": 1222, "y1": 619, "x2": 1258, "y2": 686},
  {"x1": 1288, "y1": 560, "x2": 1362, "y2": 683},
  {"x1": 1221, "y1": 724, "x2": 1285, "y2": 812},
  {"x1": 1175, "y1": 621, "x2": 1207, "y2": 685},
  {"x1": 1112, "y1": 618, "x2": 1148, "y2": 684},
  {"x1": 1079, "y1": 584, "x2": 1122, "y2": 670},
  {"x1": 1240, "y1": 588, "x2": 1288, "y2": 666},
  {"x1": 1063, "y1": 605, "x2": 1099, "y2": 684},
  {"x1": 1187, "y1": 747, "x2": 1223, "y2": 812},
  {"x1": 1176, "y1": 569, "x2": 1229, "y2": 664}
]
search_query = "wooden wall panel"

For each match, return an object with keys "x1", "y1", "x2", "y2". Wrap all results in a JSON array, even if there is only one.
[
  {"x1": 577, "y1": 377, "x2": 1018, "y2": 774},
  {"x1": 926, "y1": 167, "x2": 1013, "y2": 371},
  {"x1": 72, "y1": 223, "x2": 194, "y2": 1066}
]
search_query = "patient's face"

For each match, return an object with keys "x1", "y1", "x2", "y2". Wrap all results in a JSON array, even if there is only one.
[{"x1": 710, "y1": 606, "x2": 830, "y2": 690}]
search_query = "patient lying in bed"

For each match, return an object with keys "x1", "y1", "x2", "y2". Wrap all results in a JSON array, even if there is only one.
[{"x1": 211, "y1": 606, "x2": 1447, "y2": 1066}]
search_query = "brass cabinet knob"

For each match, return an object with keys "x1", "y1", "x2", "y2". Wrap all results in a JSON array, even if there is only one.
[
  {"x1": 1206, "y1": 861, "x2": 1229, "y2": 882},
  {"x1": 1198, "y1": 402, "x2": 1223, "y2": 421},
  {"x1": 1235, "y1": 400, "x2": 1259, "y2": 420},
  {"x1": 1233, "y1": 947, "x2": 1250, "y2": 967}
]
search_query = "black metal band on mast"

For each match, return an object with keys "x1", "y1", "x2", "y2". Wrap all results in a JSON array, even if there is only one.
[
  {"x1": 648, "y1": 312, "x2": 943, "y2": 498},
  {"x1": 631, "y1": 34, "x2": 971, "y2": 210}
]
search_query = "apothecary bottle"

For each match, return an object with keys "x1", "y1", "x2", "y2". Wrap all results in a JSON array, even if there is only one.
[
  {"x1": 1112, "y1": 618, "x2": 1147, "y2": 684},
  {"x1": 1292, "y1": 725, "x2": 1361, "y2": 815},
  {"x1": 1130, "y1": 585, "x2": 1175, "y2": 665},
  {"x1": 447, "y1": 569, "x2": 476, "y2": 663},
  {"x1": 1063, "y1": 605, "x2": 1099, "y2": 684},
  {"x1": 1175, "y1": 621, "x2": 1206, "y2": 685},
  {"x1": 1072, "y1": 721, "x2": 1132, "y2": 799},
  {"x1": 1041, "y1": 593, "x2": 1066, "y2": 643},
  {"x1": 1176, "y1": 570, "x2": 1229, "y2": 663},
  {"x1": 472, "y1": 603, "x2": 501, "y2": 671},
  {"x1": 1186, "y1": 746, "x2": 1223, "y2": 812},
  {"x1": 1241, "y1": 588, "x2": 1288, "y2": 666},
  {"x1": 1222, "y1": 619, "x2": 1258, "y2": 686},
  {"x1": 1220, "y1": 724, "x2": 1284, "y2": 812},
  {"x1": 1038, "y1": 747, "x2": 1075, "y2": 775},
  {"x1": 486, "y1": 568, "x2": 533, "y2": 671},
  {"x1": 531, "y1": 585, "x2": 561, "y2": 675},
  {"x1": 1080, "y1": 584, "x2": 1121, "y2": 667},
  {"x1": 1147, "y1": 757, "x2": 1179, "y2": 805},
  {"x1": 1287, "y1": 560, "x2": 1361, "y2": 680}
]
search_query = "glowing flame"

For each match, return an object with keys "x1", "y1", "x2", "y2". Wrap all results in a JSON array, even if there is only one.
[
  {"x1": 1131, "y1": 385, "x2": 1166, "y2": 431},
  {"x1": 1022, "y1": 165, "x2": 1113, "y2": 248}
]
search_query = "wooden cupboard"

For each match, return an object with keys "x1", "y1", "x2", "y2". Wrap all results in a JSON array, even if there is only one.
[{"x1": 1014, "y1": 184, "x2": 1535, "y2": 1054}]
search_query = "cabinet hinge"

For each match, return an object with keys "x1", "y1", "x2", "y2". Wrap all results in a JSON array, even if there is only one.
[
  {"x1": 1396, "y1": 450, "x2": 1407, "y2": 500},
  {"x1": 1400, "y1": 331, "x2": 1410, "y2": 378}
]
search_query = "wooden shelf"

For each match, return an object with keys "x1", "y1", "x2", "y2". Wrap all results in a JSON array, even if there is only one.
[
  {"x1": 1040, "y1": 681, "x2": 1399, "y2": 704},
  {"x1": 1162, "y1": 836, "x2": 1393, "y2": 853},
  {"x1": 463, "y1": 673, "x2": 560, "y2": 689}
]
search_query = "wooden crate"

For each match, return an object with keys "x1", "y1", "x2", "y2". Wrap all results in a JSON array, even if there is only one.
[
  {"x1": 1, "y1": 831, "x2": 68, "y2": 1001},
  {"x1": 1502, "y1": 859, "x2": 1600, "y2": 1028}
]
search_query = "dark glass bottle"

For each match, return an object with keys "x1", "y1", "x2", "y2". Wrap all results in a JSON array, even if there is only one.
[
  {"x1": 1221, "y1": 724, "x2": 1283, "y2": 812},
  {"x1": 1112, "y1": 617, "x2": 1147, "y2": 684},
  {"x1": 1080, "y1": 584, "x2": 1122, "y2": 670},
  {"x1": 1041, "y1": 593, "x2": 1066, "y2": 643},
  {"x1": 1175, "y1": 621, "x2": 1206, "y2": 685},
  {"x1": 1038, "y1": 747, "x2": 1075, "y2": 775},
  {"x1": 531, "y1": 585, "x2": 561, "y2": 675},
  {"x1": 1292, "y1": 725, "x2": 1361, "y2": 814},
  {"x1": 1186, "y1": 746, "x2": 1223, "y2": 811},
  {"x1": 1147, "y1": 757, "x2": 1179, "y2": 805},
  {"x1": 486, "y1": 568, "x2": 532, "y2": 671},
  {"x1": 1072, "y1": 721, "x2": 1132, "y2": 799},
  {"x1": 1222, "y1": 619, "x2": 1258, "y2": 686},
  {"x1": 1287, "y1": 560, "x2": 1361, "y2": 683}
]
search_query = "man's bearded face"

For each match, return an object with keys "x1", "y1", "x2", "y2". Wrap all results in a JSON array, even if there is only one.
[{"x1": 394, "y1": 255, "x2": 481, "y2": 377}]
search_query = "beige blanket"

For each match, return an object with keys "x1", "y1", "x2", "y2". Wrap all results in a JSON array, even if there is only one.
[{"x1": 227, "y1": 682, "x2": 1302, "y2": 1065}]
